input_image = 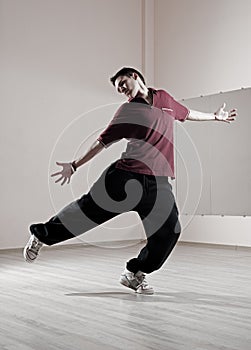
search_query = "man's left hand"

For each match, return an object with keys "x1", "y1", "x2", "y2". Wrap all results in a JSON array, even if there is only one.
[{"x1": 215, "y1": 103, "x2": 237, "y2": 123}]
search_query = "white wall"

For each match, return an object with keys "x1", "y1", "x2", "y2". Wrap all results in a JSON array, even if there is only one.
[
  {"x1": 0, "y1": 0, "x2": 146, "y2": 249},
  {"x1": 180, "y1": 215, "x2": 251, "y2": 247},
  {"x1": 155, "y1": 0, "x2": 251, "y2": 99}
]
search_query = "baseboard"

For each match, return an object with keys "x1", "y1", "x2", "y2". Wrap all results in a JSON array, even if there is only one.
[
  {"x1": 178, "y1": 240, "x2": 251, "y2": 251},
  {"x1": 0, "y1": 239, "x2": 146, "y2": 253},
  {"x1": 1, "y1": 239, "x2": 251, "y2": 254}
]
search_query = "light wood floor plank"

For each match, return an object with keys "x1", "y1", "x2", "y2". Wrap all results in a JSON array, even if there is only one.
[{"x1": 0, "y1": 243, "x2": 251, "y2": 350}]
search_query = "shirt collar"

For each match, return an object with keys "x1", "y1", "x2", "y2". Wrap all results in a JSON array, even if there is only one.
[{"x1": 128, "y1": 87, "x2": 157, "y2": 104}]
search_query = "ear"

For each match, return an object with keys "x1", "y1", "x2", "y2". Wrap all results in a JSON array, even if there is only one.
[{"x1": 132, "y1": 72, "x2": 138, "y2": 80}]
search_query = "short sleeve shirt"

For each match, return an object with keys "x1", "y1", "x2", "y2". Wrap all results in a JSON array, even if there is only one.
[{"x1": 97, "y1": 88, "x2": 189, "y2": 178}]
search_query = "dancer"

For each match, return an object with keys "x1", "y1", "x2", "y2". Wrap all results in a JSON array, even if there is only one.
[{"x1": 23, "y1": 67, "x2": 237, "y2": 294}]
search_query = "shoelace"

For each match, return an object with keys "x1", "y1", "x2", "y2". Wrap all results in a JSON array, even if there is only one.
[
  {"x1": 136, "y1": 273, "x2": 148, "y2": 287},
  {"x1": 29, "y1": 237, "x2": 42, "y2": 252},
  {"x1": 140, "y1": 279, "x2": 149, "y2": 288}
]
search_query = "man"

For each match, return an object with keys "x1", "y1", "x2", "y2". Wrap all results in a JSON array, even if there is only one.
[{"x1": 23, "y1": 67, "x2": 237, "y2": 295}]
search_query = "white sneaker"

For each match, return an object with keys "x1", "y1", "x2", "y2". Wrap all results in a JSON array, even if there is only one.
[
  {"x1": 135, "y1": 277, "x2": 154, "y2": 295},
  {"x1": 120, "y1": 270, "x2": 154, "y2": 295},
  {"x1": 23, "y1": 235, "x2": 43, "y2": 263}
]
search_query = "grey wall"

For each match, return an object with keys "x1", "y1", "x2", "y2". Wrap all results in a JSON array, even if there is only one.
[
  {"x1": 176, "y1": 88, "x2": 251, "y2": 216},
  {"x1": 155, "y1": 0, "x2": 251, "y2": 99}
]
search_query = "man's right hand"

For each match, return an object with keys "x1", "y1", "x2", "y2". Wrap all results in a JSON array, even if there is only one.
[{"x1": 51, "y1": 162, "x2": 74, "y2": 186}]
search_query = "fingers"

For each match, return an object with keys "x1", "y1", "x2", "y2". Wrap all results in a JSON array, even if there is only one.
[
  {"x1": 229, "y1": 109, "x2": 237, "y2": 117},
  {"x1": 55, "y1": 176, "x2": 64, "y2": 183},
  {"x1": 228, "y1": 114, "x2": 236, "y2": 119},
  {"x1": 51, "y1": 162, "x2": 65, "y2": 178},
  {"x1": 225, "y1": 116, "x2": 236, "y2": 123},
  {"x1": 51, "y1": 171, "x2": 62, "y2": 177},
  {"x1": 217, "y1": 116, "x2": 235, "y2": 123},
  {"x1": 53, "y1": 176, "x2": 70, "y2": 185},
  {"x1": 52, "y1": 174, "x2": 71, "y2": 185},
  {"x1": 228, "y1": 109, "x2": 237, "y2": 122},
  {"x1": 52, "y1": 162, "x2": 73, "y2": 185},
  {"x1": 61, "y1": 177, "x2": 67, "y2": 186},
  {"x1": 221, "y1": 102, "x2": 226, "y2": 110}
]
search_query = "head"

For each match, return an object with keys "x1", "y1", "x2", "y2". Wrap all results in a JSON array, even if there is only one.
[{"x1": 110, "y1": 67, "x2": 147, "y2": 99}]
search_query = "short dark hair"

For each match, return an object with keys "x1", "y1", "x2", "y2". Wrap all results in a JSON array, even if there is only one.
[{"x1": 110, "y1": 67, "x2": 146, "y2": 86}]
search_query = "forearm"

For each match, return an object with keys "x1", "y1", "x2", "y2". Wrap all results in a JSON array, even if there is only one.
[
  {"x1": 187, "y1": 109, "x2": 216, "y2": 121},
  {"x1": 72, "y1": 140, "x2": 104, "y2": 170}
]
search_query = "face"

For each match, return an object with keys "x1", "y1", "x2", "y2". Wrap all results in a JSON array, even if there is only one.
[{"x1": 114, "y1": 74, "x2": 139, "y2": 99}]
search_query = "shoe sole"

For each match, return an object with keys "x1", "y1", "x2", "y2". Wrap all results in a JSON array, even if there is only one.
[
  {"x1": 120, "y1": 279, "x2": 154, "y2": 294},
  {"x1": 136, "y1": 287, "x2": 154, "y2": 295},
  {"x1": 23, "y1": 247, "x2": 37, "y2": 263}
]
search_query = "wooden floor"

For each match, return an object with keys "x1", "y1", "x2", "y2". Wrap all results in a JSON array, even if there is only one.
[{"x1": 0, "y1": 241, "x2": 251, "y2": 350}]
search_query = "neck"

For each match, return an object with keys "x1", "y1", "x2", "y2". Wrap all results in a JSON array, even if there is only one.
[
  {"x1": 137, "y1": 88, "x2": 153, "y2": 106},
  {"x1": 136, "y1": 86, "x2": 149, "y2": 99}
]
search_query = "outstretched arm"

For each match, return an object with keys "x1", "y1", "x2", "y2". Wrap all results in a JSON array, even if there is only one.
[
  {"x1": 72, "y1": 140, "x2": 104, "y2": 169},
  {"x1": 187, "y1": 103, "x2": 237, "y2": 123},
  {"x1": 51, "y1": 140, "x2": 104, "y2": 186}
]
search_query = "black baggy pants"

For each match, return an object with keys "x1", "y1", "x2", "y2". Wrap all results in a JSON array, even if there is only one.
[{"x1": 32, "y1": 162, "x2": 181, "y2": 274}]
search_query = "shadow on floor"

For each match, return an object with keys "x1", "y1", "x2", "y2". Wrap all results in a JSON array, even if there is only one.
[{"x1": 65, "y1": 290, "x2": 251, "y2": 307}]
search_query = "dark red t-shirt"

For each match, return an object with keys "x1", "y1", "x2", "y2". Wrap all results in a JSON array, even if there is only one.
[{"x1": 98, "y1": 89, "x2": 189, "y2": 177}]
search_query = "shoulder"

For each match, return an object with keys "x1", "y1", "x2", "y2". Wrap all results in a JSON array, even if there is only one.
[
  {"x1": 152, "y1": 88, "x2": 173, "y2": 99},
  {"x1": 150, "y1": 88, "x2": 175, "y2": 107}
]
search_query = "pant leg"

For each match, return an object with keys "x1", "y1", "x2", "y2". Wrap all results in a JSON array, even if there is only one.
[
  {"x1": 126, "y1": 175, "x2": 181, "y2": 274},
  {"x1": 33, "y1": 193, "x2": 119, "y2": 245},
  {"x1": 32, "y1": 162, "x2": 135, "y2": 246}
]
